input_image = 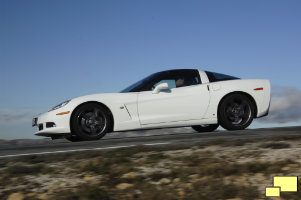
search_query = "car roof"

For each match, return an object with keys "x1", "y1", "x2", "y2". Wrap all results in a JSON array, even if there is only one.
[{"x1": 157, "y1": 69, "x2": 199, "y2": 73}]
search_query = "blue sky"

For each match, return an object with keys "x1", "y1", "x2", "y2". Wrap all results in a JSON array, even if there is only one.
[{"x1": 1, "y1": 0, "x2": 301, "y2": 139}]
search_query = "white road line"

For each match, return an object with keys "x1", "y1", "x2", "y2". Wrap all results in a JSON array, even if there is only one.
[
  {"x1": 143, "y1": 142, "x2": 170, "y2": 146},
  {"x1": 0, "y1": 142, "x2": 171, "y2": 158},
  {"x1": 0, "y1": 145, "x2": 136, "y2": 158}
]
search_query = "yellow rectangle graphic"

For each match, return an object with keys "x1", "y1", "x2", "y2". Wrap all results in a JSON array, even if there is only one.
[
  {"x1": 274, "y1": 176, "x2": 298, "y2": 192},
  {"x1": 266, "y1": 187, "x2": 280, "y2": 197}
]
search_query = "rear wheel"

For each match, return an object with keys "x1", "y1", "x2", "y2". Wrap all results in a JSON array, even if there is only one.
[
  {"x1": 192, "y1": 124, "x2": 219, "y2": 132},
  {"x1": 70, "y1": 103, "x2": 111, "y2": 141},
  {"x1": 218, "y1": 94, "x2": 255, "y2": 130}
]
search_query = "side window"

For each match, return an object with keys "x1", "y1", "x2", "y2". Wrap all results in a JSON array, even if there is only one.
[
  {"x1": 205, "y1": 71, "x2": 239, "y2": 82},
  {"x1": 173, "y1": 70, "x2": 201, "y2": 88},
  {"x1": 150, "y1": 70, "x2": 201, "y2": 90},
  {"x1": 152, "y1": 79, "x2": 176, "y2": 90}
]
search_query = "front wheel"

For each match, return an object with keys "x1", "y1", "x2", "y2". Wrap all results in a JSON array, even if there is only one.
[
  {"x1": 70, "y1": 103, "x2": 111, "y2": 141},
  {"x1": 218, "y1": 94, "x2": 255, "y2": 130},
  {"x1": 192, "y1": 124, "x2": 219, "y2": 132}
]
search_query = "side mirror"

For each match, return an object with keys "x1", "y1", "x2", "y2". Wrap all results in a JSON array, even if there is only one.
[{"x1": 152, "y1": 83, "x2": 169, "y2": 94}]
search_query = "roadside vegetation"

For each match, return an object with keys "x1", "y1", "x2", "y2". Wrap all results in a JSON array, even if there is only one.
[{"x1": 1, "y1": 135, "x2": 301, "y2": 200}]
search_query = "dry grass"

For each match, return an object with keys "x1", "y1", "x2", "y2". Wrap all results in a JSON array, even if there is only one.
[{"x1": 1, "y1": 135, "x2": 301, "y2": 200}]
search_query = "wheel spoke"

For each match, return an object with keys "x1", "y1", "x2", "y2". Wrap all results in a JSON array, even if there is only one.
[
  {"x1": 94, "y1": 108, "x2": 100, "y2": 118},
  {"x1": 241, "y1": 110, "x2": 250, "y2": 119},
  {"x1": 98, "y1": 118, "x2": 104, "y2": 126},
  {"x1": 90, "y1": 125, "x2": 97, "y2": 134},
  {"x1": 82, "y1": 115, "x2": 90, "y2": 121},
  {"x1": 240, "y1": 101, "x2": 248, "y2": 109},
  {"x1": 234, "y1": 116, "x2": 241, "y2": 123},
  {"x1": 228, "y1": 116, "x2": 235, "y2": 122},
  {"x1": 226, "y1": 107, "x2": 234, "y2": 115}
]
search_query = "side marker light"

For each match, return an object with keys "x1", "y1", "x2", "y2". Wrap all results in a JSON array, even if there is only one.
[{"x1": 56, "y1": 111, "x2": 70, "y2": 115}]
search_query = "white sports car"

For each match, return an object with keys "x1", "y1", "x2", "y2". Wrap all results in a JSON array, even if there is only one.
[{"x1": 32, "y1": 69, "x2": 271, "y2": 141}]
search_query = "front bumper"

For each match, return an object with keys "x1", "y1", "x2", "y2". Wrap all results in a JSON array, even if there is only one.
[{"x1": 33, "y1": 109, "x2": 71, "y2": 137}]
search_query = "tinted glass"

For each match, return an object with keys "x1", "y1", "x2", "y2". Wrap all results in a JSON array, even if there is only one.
[
  {"x1": 121, "y1": 69, "x2": 201, "y2": 93},
  {"x1": 152, "y1": 80, "x2": 176, "y2": 90},
  {"x1": 150, "y1": 70, "x2": 201, "y2": 91},
  {"x1": 205, "y1": 71, "x2": 239, "y2": 82},
  {"x1": 120, "y1": 72, "x2": 159, "y2": 93}
]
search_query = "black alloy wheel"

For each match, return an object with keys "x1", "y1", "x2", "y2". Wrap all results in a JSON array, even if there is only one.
[
  {"x1": 70, "y1": 103, "x2": 111, "y2": 141},
  {"x1": 218, "y1": 94, "x2": 255, "y2": 130}
]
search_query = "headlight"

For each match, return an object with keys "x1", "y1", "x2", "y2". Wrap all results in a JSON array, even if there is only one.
[{"x1": 49, "y1": 100, "x2": 71, "y2": 112}]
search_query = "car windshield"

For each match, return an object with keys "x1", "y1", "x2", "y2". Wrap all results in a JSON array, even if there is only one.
[{"x1": 120, "y1": 72, "x2": 159, "y2": 93}]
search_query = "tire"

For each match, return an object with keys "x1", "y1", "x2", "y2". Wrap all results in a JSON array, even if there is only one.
[
  {"x1": 70, "y1": 103, "x2": 111, "y2": 141},
  {"x1": 218, "y1": 94, "x2": 255, "y2": 130},
  {"x1": 192, "y1": 124, "x2": 219, "y2": 132}
]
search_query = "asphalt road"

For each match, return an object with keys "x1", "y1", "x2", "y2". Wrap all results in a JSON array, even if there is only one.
[{"x1": 0, "y1": 126, "x2": 300, "y2": 158}]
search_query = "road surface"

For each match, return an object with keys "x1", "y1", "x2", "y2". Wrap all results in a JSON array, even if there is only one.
[{"x1": 0, "y1": 126, "x2": 300, "y2": 158}]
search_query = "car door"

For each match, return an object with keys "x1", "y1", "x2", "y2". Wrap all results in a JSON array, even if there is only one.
[{"x1": 137, "y1": 70, "x2": 210, "y2": 125}]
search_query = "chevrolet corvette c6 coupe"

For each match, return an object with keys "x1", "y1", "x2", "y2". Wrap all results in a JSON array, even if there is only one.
[{"x1": 32, "y1": 69, "x2": 271, "y2": 141}]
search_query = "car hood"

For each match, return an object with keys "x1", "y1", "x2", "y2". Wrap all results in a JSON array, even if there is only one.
[{"x1": 70, "y1": 92, "x2": 138, "y2": 107}]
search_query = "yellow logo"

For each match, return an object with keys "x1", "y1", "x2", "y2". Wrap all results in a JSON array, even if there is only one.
[{"x1": 265, "y1": 176, "x2": 298, "y2": 197}]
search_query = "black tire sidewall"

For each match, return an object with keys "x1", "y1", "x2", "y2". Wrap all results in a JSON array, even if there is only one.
[
  {"x1": 218, "y1": 94, "x2": 254, "y2": 130},
  {"x1": 71, "y1": 103, "x2": 111, "y2": 141}
]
